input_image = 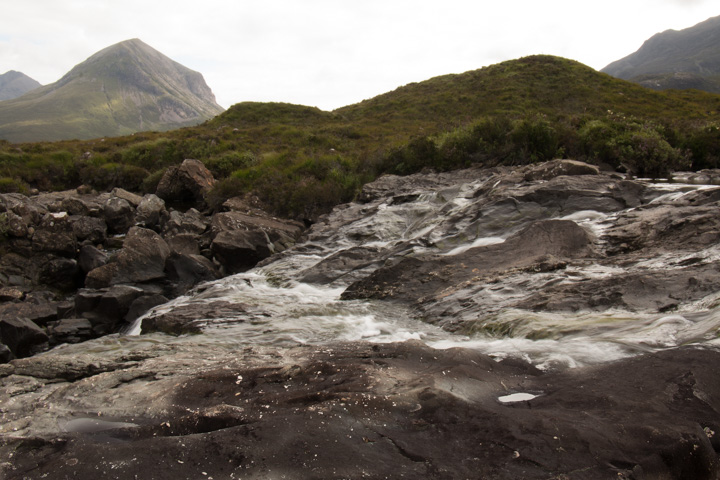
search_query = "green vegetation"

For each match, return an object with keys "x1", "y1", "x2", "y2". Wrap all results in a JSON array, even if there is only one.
[{"x1": 1, "y1": 55, "x2": 719, "y2": 219}]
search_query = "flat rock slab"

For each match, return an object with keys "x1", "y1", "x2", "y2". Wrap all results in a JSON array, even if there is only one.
[{"x1": 1, "y1": 341, "x2": 719, "y2": 479}]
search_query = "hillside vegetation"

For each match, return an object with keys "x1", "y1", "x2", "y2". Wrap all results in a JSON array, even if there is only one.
[{"x1": 1, "y1": 55, "x2": 719, "y2": 220}]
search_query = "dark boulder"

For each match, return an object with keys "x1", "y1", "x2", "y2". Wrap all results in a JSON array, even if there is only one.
[
  {"x1": 37, "y1": 257, "x2": 81, "y2": 292},
  {"x1": 210, "y1": 229, "x2": 273, "y2": 273},
  {"x1": 0, "y1": 317, "x2": 48, "y2": 358},
  {"x1": 85, "y1": 227, "x2": 170, "y2": 288},
  {"x1": 210, "y1": 211, "x2": 304, "y2": 274},
  {"x1": 165, "y1": 252, "x2": 220, "y2": 295},
  {"x1": 71, "y1": 215, "x2": 107, "y2": 244},
  {"x1": 74, "y1": 285, "x2": 144, "y2": 335},
  {"x1": 124, "y1": 294, "x2": 169, "y2": 326},
  {"x1": 77, "y1": 245, "x2": 108, "y2": 274},
  {"x1": 103, "y1": 197, "x2": 135, "y2": 234},
  {"x1": 155, "y1": 159, "x2": 216, "y2": 208},
  {"x1": 47, "y1": 318, "x2": 94, "y2": 345},
  {"x1": 134, "y1": 194, "x2": 167, "y2": 231},
  {"x1": 0, "y1": 301, "x2": 58, "y2": 328},
  {"x1": 31, "y1": 212, "x2": 76, "y2": 256},
  {"x1": 163, "y1": 208, "x2": 208, "y2": 236}
]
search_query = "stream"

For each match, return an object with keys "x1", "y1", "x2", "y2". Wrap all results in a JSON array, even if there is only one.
[{"x1": 113, "y1": 170, "x2": 720, "y2": 371}]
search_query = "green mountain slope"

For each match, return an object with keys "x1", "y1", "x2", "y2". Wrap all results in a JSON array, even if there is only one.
[
  {"x1": 0, "y1": 71, "x2": 41, "y2": 101},
  {"x1": 602, "y1": 15, "x2": 720, "y2": 93},
  {"x1": 0, "y1": 39, "x2": 224, "y2": 143}
]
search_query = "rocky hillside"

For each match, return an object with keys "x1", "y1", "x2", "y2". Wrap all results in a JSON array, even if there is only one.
[
  {"x1": 0, "y1": 39, "x2": 224, "y2": 143},
  {"x1": 602, "y1": 15, "x2": 720, "y2": 93},
  {"x1": 0, "y1": 71, "x2": 41, "y2": 101}
]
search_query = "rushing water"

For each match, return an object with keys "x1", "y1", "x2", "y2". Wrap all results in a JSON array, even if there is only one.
[{"x1": 119, "y1": 177, "x2": 720, "y2": 370}]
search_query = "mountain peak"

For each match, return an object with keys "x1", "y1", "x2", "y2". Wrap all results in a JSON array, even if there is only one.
[
  {"x1": 0, "y1": 39, "x2": 224, "y2": 142},
  {"x1": 0, "y1": 70, "x2": 41, "y2": 101},
  {"x1": 601, "y1": 15, "x2": 720, "y2": 93}
]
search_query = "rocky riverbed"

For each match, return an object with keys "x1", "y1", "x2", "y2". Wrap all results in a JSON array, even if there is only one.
[{"x1": 3, "y1": 160, "x2": 720, "y2": 479}]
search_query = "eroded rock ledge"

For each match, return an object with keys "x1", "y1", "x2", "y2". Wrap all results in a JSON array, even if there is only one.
[{"x1": 1, "y1": 340, "x2": 719, "y2": 479}]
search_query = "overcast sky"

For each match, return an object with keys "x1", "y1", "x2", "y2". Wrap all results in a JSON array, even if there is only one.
[{"x1": 1, "y1": 1, "x2": 717, "y2": 111}]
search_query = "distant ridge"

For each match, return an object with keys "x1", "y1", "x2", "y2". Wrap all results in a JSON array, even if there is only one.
[
  {"x1": 0, "y1": 71, "x2": 41, "y2": 101},
  {"x1": 0, "y1": 39, "x2": 224, "y2": 142},
  {"x1": 601, "y1": 15, "x2": 720, "y2": 93}
]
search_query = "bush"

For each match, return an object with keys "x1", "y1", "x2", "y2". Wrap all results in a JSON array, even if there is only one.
[
  {"x1": 205, "y1": 151, "x2": 257, "y2": 178},
  {"x1": 79, "y1": 162, "x2": 150, "y2": 191},
  {"x1": 508, "y1": 116, "x2": 561, "y2": 164},
  {"x1": 0, "y1": 177, "x2": 28, "y2": 194},
  {"x1": 579, "y1": 115, "x2": 689, "y2": 176}
]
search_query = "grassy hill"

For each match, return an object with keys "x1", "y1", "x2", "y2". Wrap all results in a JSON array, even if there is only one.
[
  {"x1": 0, "y1": 39, "x2": 224, "y2": 143},
  {"x1": 0, "y1": 55, "x2": 719, "y2": 220}
]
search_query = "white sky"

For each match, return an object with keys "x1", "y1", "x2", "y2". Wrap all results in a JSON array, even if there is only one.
[{"x1": 1, "y1": 1, "x2": 717, "y2": 111}]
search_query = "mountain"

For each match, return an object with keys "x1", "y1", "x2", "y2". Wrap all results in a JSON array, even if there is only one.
[
  {"x1": 0, "y1": 39, "x2": 224, "y2": 142},
  {"x1": 0, "y1": 71, "x2": 41, "y2": 101},
  {"x1": 601, "y1": 15, "x2": 720, "y2": 93}
]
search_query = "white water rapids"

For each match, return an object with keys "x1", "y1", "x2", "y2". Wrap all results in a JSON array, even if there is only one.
[{"x1": 118, "y1": 177, "x2": 720, "y2": 371}]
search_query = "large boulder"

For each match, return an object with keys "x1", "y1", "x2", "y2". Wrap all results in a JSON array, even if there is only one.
[
  {"x1": 210, "y1": 211, "x2": 304, "y2": 274},
  {"x1": 85, "y1": 227, "x2": 170, "y2": 289},
  {"x1": 155, "y1": 159, "x2": 216, "y2": 209}
]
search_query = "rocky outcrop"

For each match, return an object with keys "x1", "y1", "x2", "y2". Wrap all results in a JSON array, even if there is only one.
[
  {"x1": 0, "y1": 160, "x2": 305, "y2": 358},
  {"x1": 155, "y1": 158, "x2": 216, "y2": 208},
  {"x1": 2, "y1": 340, "x2": 720, "y2": 479}
]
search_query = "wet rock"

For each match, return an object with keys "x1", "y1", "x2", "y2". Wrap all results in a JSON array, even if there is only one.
[
  {"x1": 0, "y1": 317, "x2": 48, "y2": 358},
  {"x1": 342, "y1": 219, "x2": 593, "y2": 303},
  {"x1": 155, "y1": 158, "x2": 216, "y2": 208},
  {"x1": 141, "y1": 300, "x2": 251, "y2": 335}
]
